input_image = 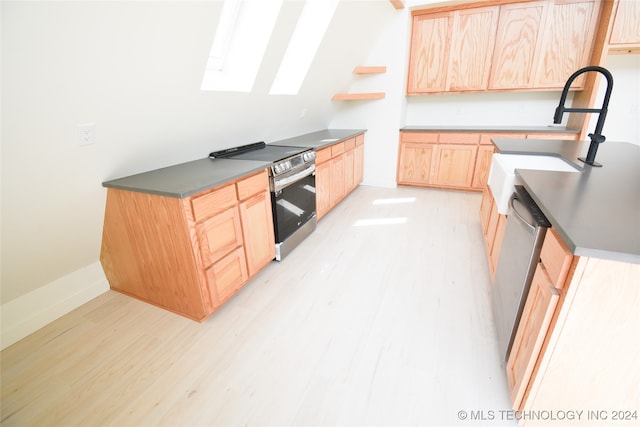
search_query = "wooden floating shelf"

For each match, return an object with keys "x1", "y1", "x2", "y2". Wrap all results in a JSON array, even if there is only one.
[
  {"x1": 331, "y1": 92, "x2": 386, "y2": 101},
  {"x1": 608, "y1": 47, "x2": 640, "y2": 55},
  {"x1": 353, "y1": 66, "x2": 387, "y2": 75},
  {"x1": 389, "y1": 0, "x2": 405, "y2": 10}
]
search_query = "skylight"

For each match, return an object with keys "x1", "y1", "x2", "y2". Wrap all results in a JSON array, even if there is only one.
[
  {"x1": 201, "y1": 0, "x2": 337, "y2": 95},
  {"x1": 269, "y1": 0, "x2": 339, "y2": 95},
  {"x1": 201, "y1": 0, "x2": 283, "y2": 92}
]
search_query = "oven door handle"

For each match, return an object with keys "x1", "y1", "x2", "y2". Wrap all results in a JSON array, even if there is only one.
[{"x1": 272, "y1": 164, "x2": 316, "y2": 192}]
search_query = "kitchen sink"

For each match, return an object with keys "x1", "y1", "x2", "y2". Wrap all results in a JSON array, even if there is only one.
[{"x1": 488, "y1": 153, "x2": 580, "y2": 214}]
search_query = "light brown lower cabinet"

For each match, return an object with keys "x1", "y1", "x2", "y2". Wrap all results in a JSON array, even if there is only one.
[
  {"x1": 315, "y1": 160, "x2": 331, "y2": 219},
  {"x1": 205, "y1": 247, "x2": 249, "y2": 307},
  {"x1": 330, "y1": 147, "x2": 345, "y2": 207},
  {"x1": 432, "y1": 143, "x2": 477, "y2": 188},
  {"x1": 316, "y1": 135, "x2": 365, "y2": 220},
  {"x1": 100, "y1": 169, "x2": 275, "y2": 321},
  {"x1": 518, "y1": 256, "x2": 640, "y2": 421},
  {"x1": 239, "y1": 190, "x2": 276, "y2": 277},
  {"x1": 397, "y1": 141, "x2": 436, "y2": 185},
  {"x1": 506, "y1": 228, "x2": 573, "y2": 410},
  {"x1": 398, "y1": 131, "x2": 576, "y2": 191},
  {"x1": 480, "y1": 185, "x2": 507, "y2": 279},
  {"x1": 507, "y1": 263, "x2": 560, "y2": 409}
]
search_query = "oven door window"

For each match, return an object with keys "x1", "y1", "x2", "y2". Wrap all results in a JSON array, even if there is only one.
[{"x1": 272, "y1": 174, "x2": 316, "y2": 243}]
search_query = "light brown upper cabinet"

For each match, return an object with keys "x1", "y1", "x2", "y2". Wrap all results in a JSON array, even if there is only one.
[
  {"x1": 408, "y1": 0, "x2": 601, "y2": 95},
  {"x1": 608, "y1": 0, "x2": 640, "y2": 51},
  {"x1": 408, "y1": 6, "x2": 499, "y2": 93},
  {"x1": 533, "y1": 0, "x2": 600, "y2": 88},
  {"x1": 489, "y1": 1, "x2": 547, "y2": 90},
  {"x1": 407, "y1": 12, "x2": 452, "y2": 93},
  {"x1": 449, "y1": 7, "x2": 500, "y2": 91}
]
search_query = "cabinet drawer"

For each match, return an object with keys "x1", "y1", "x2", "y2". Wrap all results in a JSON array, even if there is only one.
[
  {"x1": 331, "y1": 142, "x2": 345, "y2": 157},
  {"x1": 438, "y1": 133, "x2": 481, "y2": 144},
  {"x1": 196, "y1": 206, "x2": 243, "y2": 267},
  {"x1": 540, "y1": 228, "x2": 573, "y2": 289},
  {"x1": 236, "y1": 169, "x2": 268, "y2": 201},
  {"x1": 355, "y1": 134, "x2": 364, "y2": 146},
  {"x1": 345, "y1": 137, "x2": 356, "y2": 151},
  {"x1": 205, "y1": 247, "x2": 248, "y2": 307},
  {"x1": 526, "y1": 133, "x2": 578, "y2": 141},
  {"x1": 191, "y1": 184, "x2": 237, "y2": 222},
  {"x1": 316, "y1": 146, "x2": 332, "y2": 164},
  {"x1": 400, "y1": 132, "x2": 438, "y2": 143},
  {"x1": 480, "y1": 133, "x2": 526, "y2": 145}
]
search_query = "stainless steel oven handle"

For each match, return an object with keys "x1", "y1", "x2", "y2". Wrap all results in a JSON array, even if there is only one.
[
  {"x1": 273, "y1": 164, "x2": 315, "y2": 192},
  {"x1": 510, "y1": 194, "x2": 536, "y2": 234}
]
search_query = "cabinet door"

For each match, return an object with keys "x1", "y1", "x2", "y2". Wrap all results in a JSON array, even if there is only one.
[
  {"x1": 344, "y1": 148, "x2": 355, "y2": 193},
  {"x1": 533, "y1": 0, "x2": 600, "y2": 89},
  {"x1": 197, "y1": 206, "x2": 243, "y2": 267},
  {"x1": 448, "y1": 6, "x2": 499, "y2": 91},
  {"x1": 489, "y1": 213, "x2": 507, "y2": 279},
  {"x1": 609, "y1": 0, "x2": 640, "y2": 47},
  {"x1": 489, "y1": 1, "x2": 547, "y2": 90},
  {"x1": 484, "y1": 198, "x2": 500, "y2": 258},
  {"x1": 330, "y1": 154, "x2": 345, "y2": 207},
  {"x1": 472, "y1": 145, "x2": 495, "y2": 189},
  {"x1": 507, "y1": 263, "x2": 560, "y2": 410},
  {"x1": 205, "y1": 247, "x2": 249, "y2": 307},
  {"x1": 480, "y1": 185, "x2": 494, "y2": 236},
  {"x1": 397, "y1": 142, "x2": 435, "y2": 185},
  {"x1": 354, "y1": 143, "x2": 364, "y2": 186},
  {"x1": 432, "y1": 144, "x2": 477, "y2": 188},
  {"x1": 407, "y1": 12, "x2": 452, "y2": 93},
  {"x1": 315, "y1": 161, "x2": 331, "y2": 220},
  {"x1": 239, "y1": 190, "x2": 275, "y2": 277}
]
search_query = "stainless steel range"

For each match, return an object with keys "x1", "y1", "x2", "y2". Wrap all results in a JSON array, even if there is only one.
[{"x1": 210, "y1": 142, "x2": 316, "y2": 261}]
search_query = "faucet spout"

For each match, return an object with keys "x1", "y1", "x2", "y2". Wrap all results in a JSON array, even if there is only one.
[{"x1": 553, "y1": 66, "x2": 613, "y2": 167}]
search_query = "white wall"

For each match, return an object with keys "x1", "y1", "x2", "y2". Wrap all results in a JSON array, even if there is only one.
[
  {"x1": 0, "y1": 0, "x2": 396, "y2": 348},
  {"x1": 594, "y1": 54, "x2": 640, "y2": 146}
]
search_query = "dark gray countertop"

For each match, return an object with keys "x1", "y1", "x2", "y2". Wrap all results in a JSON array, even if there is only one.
[
  {"x1": 401, "y1": 125, "x2": 579, "y2": 134},
  {"x1": 102, "y1": 158, "x2": 270, "y2": 198},
  {"x1": 101, "y1": 129, "x2": 365, "y2": 198},
  {"x1": 493, "y1": 138, "x2": 640, "y2": 264},
  {"x1": 271, "y1": 129, "x2": 366, "y2": 149}
]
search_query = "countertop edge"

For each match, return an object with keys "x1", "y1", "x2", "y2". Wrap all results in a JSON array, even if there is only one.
[
  {"x1": 270, "y1": 129, "x2": 366, "y2": 150},
  {"x1": 400, "y1": 126, "x2": 580, "y2": 134},
  {"x1": 102, "y1": 159, "x2": 271, "y2": 199},
  {"x1": 101, "y1": 129, "x2": 367, "y2": 199}
]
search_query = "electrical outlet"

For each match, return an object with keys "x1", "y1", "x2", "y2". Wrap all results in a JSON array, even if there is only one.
[{"x1": 77, "y1": 123, "x2": 96, "y2": 146}]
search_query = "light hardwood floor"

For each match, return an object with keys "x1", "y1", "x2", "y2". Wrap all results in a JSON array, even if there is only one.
[{"x1": 1, "y1": 186, "x2": 517, "y2": 427}]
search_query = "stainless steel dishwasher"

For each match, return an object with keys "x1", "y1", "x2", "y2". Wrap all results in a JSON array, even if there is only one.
[{"x1": 492, "y1": 185, "x2": 551, "y2": 362}]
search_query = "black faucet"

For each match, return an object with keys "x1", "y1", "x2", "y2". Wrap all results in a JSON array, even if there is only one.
[{"x1": 553, "y1": 66, "x2": 613, "y2": 167}]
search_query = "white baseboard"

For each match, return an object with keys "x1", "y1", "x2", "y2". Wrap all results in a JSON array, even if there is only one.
[{"x1": 0, "y1": 261, "x2": 109, "y2": 350}]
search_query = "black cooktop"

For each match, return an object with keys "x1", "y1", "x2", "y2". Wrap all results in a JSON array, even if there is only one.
[{"x1": 210, "y1": 142, "x2": 310, "y2": 162}]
